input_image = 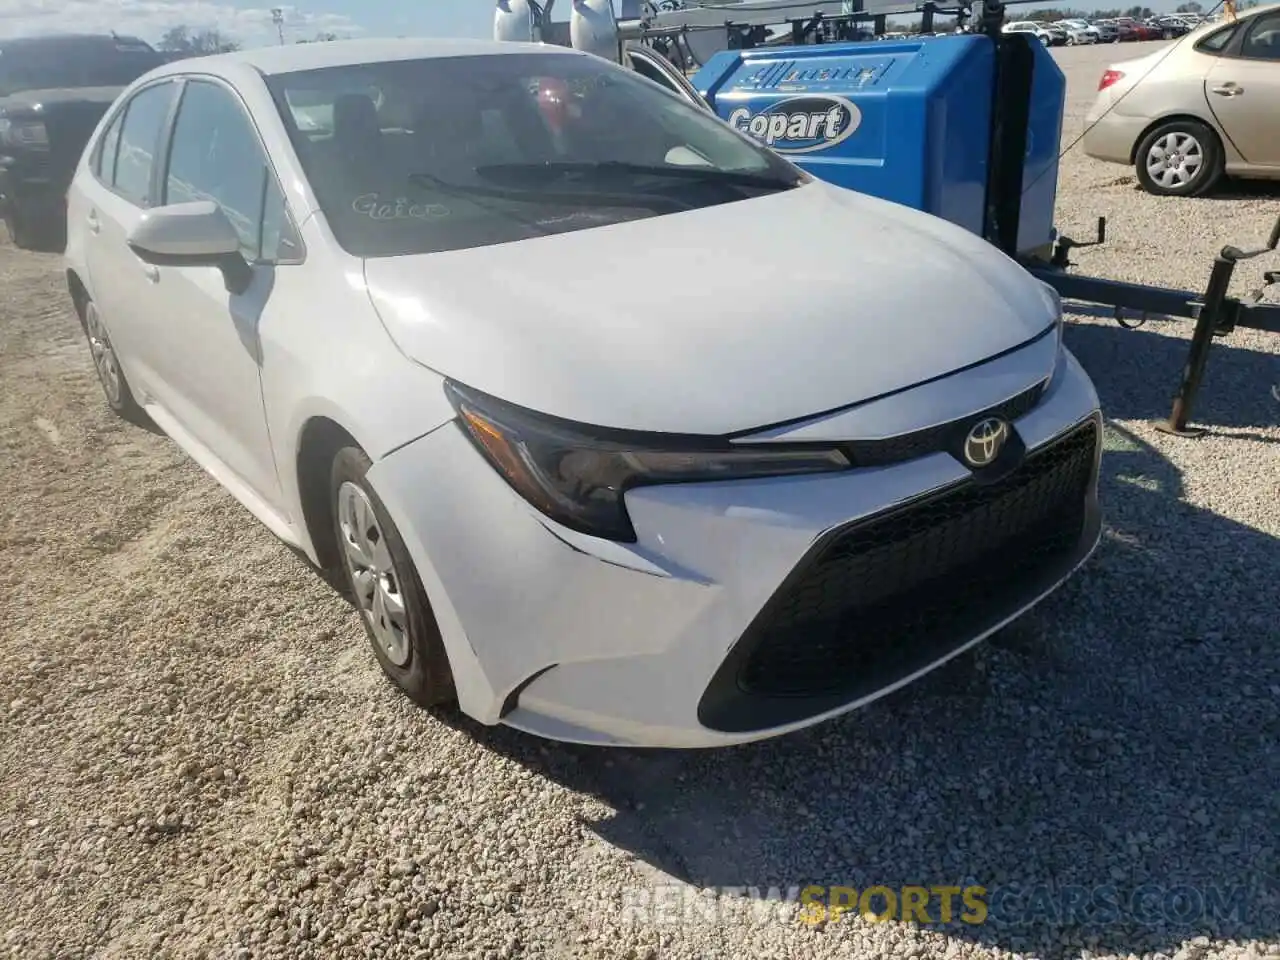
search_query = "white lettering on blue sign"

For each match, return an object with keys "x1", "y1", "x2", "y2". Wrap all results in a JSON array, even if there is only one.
[{"x1": 726, "y1": 95, "x2": 862, "y2": 155}]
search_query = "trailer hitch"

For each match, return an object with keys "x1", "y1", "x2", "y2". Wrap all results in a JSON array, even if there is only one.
[{"x1": 1027, "y1": 212, "x2": 1280, "y2": 437}]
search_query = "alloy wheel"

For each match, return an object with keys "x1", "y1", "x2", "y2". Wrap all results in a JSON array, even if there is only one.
[
  {"x1": 337, "y1": 481, "x2": 411, "y2": 667},
  {"x1": 85, "y1": 302, "x2": 122, "y2": 406}
]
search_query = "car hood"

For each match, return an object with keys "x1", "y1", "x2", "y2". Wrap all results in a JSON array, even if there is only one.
[{"x1": 363, "y1": 181, "x2": 1058, "y2": 435}]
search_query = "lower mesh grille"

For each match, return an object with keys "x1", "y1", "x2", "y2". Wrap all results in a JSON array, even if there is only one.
[{"x1": 735, "y1": 418, "x2": 1099, "y2": 700}]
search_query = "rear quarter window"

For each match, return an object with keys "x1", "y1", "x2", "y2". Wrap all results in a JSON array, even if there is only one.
[{"x1": 1194, "y1": 23, "x2": 1237, "y2": 53}]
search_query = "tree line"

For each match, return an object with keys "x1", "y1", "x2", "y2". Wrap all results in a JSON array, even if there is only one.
[{"x1": 156, "y1": 24, "x2": 343, "y2": 56}]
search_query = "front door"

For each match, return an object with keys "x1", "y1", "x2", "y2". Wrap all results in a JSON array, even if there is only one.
[{"x1": 133, "y1": 76, "x2": 305, "y2": 513}]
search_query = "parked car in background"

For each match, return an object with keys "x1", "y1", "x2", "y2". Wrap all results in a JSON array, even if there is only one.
[
  {"x1": 1084, "y1": 4, "x2": 1280, "y2": 197},
  {"x1": 1125, "y1": 18, "x2": 1161, "y2": 40},
  {"x1": 1108, "y1": 18, "x2": 1141, "y2": 40},
  {"x1": 1042, "y1": 22, "x2": 1071, "y2": 44},
  {"x1": 1091, "y1": 19, "x2": 1122, "y2": 42},
  {"x1": 1056, "y1": 19, "x2": 1100, "y2": 43},
  {"x1": 1154, "y1": 16, "x2": 1193, "y2": 36},
  {"x1": 63, "y1": 38, "x2": 1103, "y2": 748},
  {"x1": 1003, "y1": 21, "x2": 1057, "y2": 45},
  {"x1": 0, "y1": 33, "x2": 164, "y2": 250}
]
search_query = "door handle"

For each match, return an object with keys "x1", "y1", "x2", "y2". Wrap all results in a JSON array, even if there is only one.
[
  {"x1": 85, "y1": 211, "x2": 100, "y2": 234},
  {"x1": 1211, "y1": 83, "x2": 1244, "y2": 96}
]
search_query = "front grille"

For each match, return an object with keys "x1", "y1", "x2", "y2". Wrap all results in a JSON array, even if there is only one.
[
  {"x1": 731, "y1": 417, "x2": 1099, "y2": 703},
  {"x1": 843, "y1": 380, "x2": 1046, "y2": 468}
]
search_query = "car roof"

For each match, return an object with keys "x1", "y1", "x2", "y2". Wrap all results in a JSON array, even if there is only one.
[{"x1": 148, "y1": 37, "x2": 574, "y2": 80}]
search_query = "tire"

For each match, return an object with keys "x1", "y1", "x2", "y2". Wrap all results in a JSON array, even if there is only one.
[
  {"x1": 1134, "y1": 119, "x2": 1224, "y2": 198},
  {"x1": 4, "y1": 201, "x2": 65, "y2": 252},
  {"x1": 329, "y1": 446, "x2": 456, "y2": 709},
  {"x1": 82, "y1": 298, "x2": 145, "y2": 422},
  {"x1": 4, "y1": 208, "x2": 34, "y2": 249}
]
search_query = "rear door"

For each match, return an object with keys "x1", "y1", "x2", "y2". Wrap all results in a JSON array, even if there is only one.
[
  {"x1": 77, "y1": 78, "x2": 181, "y2": 397},
  {"x1": 1204, "y1": 10, "x2": 1280, "y2": 165}
]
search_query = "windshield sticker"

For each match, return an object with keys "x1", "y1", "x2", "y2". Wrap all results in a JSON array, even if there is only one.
[{"x1": 352, "y1": 194, "x2": 451, "y2": 222}]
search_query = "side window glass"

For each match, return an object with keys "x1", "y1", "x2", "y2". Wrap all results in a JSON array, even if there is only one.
[
  {"x1": 94, "y1": 110, "x2": 125, "y2": 183},
  {"x1": 113, "y1": 82, "x2": 175, "y2": 207},
  {"x1": 165, "y1": 79, "x2": 292, "y2": 261},
  {"x1": 1196, "y1": 24, "x2": 1237, "y2": 53},
  {"x1": 260, "y1": 177, "x2": 303, "y2": 262},
  {"x1": 630, "y1": 56, "x2": 682, "y2": 96},
  {"x1": 1241, "y1": 13, "x2": 1280, "y2": 60}
]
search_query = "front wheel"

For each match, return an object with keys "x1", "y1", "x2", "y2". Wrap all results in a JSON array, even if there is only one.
[
  {"x1": 1134, "y1": 119, "x2": 1224, "y2": 198},
  {"x1": 330, "y1": 446, "x2": 456, "y2": 709},
  {"x1": 4, "y1": 200, "x2": 65, "y2": 252}
]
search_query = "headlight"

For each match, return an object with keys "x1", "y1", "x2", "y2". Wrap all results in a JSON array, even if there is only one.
[
  {"x1": 1037, "y1": 279, "x2": 1066, "y2": 363},
  {"x1": 445, "y1": 381, "x2": 851, "y2": 542},
  {"x1": 0, "y1": 118, "x2": 49, "y2": 149}
]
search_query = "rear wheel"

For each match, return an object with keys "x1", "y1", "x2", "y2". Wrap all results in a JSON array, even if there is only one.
[
  {"x1": 1134, "y1": 119, "x2": 1224, "y2": 198},
  {"x1": 83, "y1": 298, "x2": 145, "y2": 422},
  {"x1": 330, "y1": 446, "x2": 456, "y2": 708}
]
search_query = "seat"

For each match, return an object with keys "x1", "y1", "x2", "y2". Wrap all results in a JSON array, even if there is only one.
[
  {"x1": 304, "y1": 92, "x2": 390, "y2": 198},
  {"x1": 408, "y1": 96, "x2": 493, "y2": 181},
  {"x1": 332, "y1": 93, "x2": 383, "y2": 158}
]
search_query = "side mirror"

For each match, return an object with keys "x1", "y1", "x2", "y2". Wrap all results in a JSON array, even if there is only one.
[{"x1": 127, "y1": 201, "x2": 253, "y2": 295}]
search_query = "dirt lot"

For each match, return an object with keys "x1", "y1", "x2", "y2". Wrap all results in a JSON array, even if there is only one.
[{"x1": 2, "y1": 41, "x2": 1278, "y2": 960}]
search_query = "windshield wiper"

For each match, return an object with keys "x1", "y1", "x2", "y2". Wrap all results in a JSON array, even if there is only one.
[
  {"x1": 407, "y1": 170, "x2": 691, "y2": 213},
  {"x1": 474, "y1": 161, "x2": 802, "y2": 191}
]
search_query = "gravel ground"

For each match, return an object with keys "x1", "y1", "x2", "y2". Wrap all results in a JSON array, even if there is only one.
[{"x1": 2, "y1": 40, "x2": 1278, "y2": 960}]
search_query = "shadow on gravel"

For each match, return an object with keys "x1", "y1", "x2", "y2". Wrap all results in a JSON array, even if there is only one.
[
  {"x1": 447, "y1": 416, "x2": 1279, "y2": 958},
  {"x1": 1209, "y1": 179, "x2": 1280, "y2": 202},
  {"x1": 1063, "y1": 318, "x2": 1280, "y2": 433}
]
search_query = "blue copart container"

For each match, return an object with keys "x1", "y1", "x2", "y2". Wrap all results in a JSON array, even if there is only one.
[{"x1": 691, "y1": 35, "x2": 1065, "y2": 256}]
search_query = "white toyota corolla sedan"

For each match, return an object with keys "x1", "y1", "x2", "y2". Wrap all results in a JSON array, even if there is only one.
[{"x1": 64, "y1": 39, "x2": 1103, "y2": 748}]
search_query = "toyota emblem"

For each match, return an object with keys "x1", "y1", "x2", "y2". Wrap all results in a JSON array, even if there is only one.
[{"x1": 963, "y1": 418, "x2": 1010, "y2": 469}]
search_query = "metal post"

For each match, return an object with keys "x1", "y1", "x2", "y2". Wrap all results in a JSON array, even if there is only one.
[{"x1": 1156, "y1": 252, "x2": 1238, "y2": 437}]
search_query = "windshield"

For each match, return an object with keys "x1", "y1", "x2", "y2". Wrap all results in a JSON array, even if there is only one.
[
  {"x1": 265, "y1": 52, "x2": 806, "y2": 259},
  {"x1": 0, "y1": 40, "x2": 163, "y2": 97}
]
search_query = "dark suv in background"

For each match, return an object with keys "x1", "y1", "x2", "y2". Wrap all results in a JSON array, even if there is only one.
[{"x1": 0, "y1": 33, "x2": 164, "y2": 250}]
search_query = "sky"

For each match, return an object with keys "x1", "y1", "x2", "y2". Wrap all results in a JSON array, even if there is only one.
[
  {"x1": 0, "y1": 0, "x2": 1195, "y2": 49},
  {"x1": 0, "y1": 0, "x2": 494, "y2": 47}
]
